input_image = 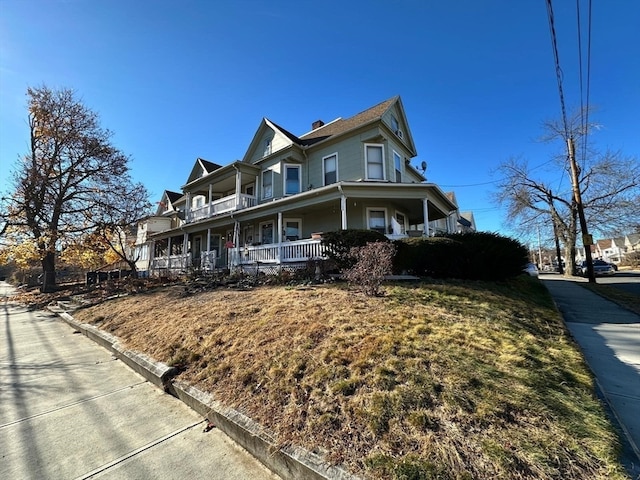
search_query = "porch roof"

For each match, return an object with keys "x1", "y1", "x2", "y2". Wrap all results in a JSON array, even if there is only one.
[{"x1": 149, "y1": 181, "x2": 457, "y2": 239}]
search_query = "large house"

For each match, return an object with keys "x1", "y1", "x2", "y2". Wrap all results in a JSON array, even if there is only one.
[{"x1": 140, "y1": 96, "x2": 471, "y2": 276}]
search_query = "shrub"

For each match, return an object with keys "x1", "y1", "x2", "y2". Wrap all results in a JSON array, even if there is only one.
[
  {"x1": 393, "y1": 236, "x2": 463, "y2": 278},
  {"x1": 343, "y1": 242, "x2": 396, "y2": 296},
  {"x1": 394, "y1": 232, "x2": 528, "y2": 281},
  {"x1": 322, "y1": 229, "x2": 389, "y2": 270},
  {"x1": 444, "y1": 231, "x2": 529, "y2": 280}
]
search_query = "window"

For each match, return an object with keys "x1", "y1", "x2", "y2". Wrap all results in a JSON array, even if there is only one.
[
  {"x1": 284, "y1": 218, "x2": 302, "y2": 241},
  {"x1": 323, "y1": 153, "x2": 338, "y2": 185},
  {"x1": 262, "y1": 170, "x2": 273, "y2": 199},
  {"x1": 284, "y1": 164, "x2": 301, "y2": 195},
  {"x1": 367, "y1": 208, "x2": 387, "y2": 235},
  {"x1": 391, "y1": 115, "x2": 399, "y2": 132},
  {"x1": 245, "y1": 185, "x2": 254, "y2": 197},
  {"x1": 263, "y1": 138, "x2": 272, "y2": 157},
  {"x1": 393, "y1": 151, "x2": 402, "y2": 182},
  {"x1": 192, "y1": 195, "x2": 205, "y2": 209},
  {"x1": 260, "y1": 221, "x2": 274, "y2": 244},
  {"x1": 365, "y1": 144, "x2": 385, "y2": 180}
]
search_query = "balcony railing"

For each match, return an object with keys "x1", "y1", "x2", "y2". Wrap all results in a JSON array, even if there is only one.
[{"x1": 189, "y1": 193, "x2": 256, "y2": 223}]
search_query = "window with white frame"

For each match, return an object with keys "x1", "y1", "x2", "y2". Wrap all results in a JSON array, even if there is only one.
[
  {"x1": 262, "y1": 170, "x2": 273, "y2": 199},
  {"x1": 284, "y1": 218, "x2": 302, "y2": 241},
  {"x1": 323, "y1": 153, "x2": 338, "y2": 185},
  {"x1": 260, "y1": 221, "x2": 274, "y2": 244},
  {"x1": 393, "y1": 151, "x2": 402, "y2": 183},
  {"x1": 192, "y1": 195, "x2": 206, "y2": 209},
  {"x1": 263, "y1": 138, "x2": 272, "y2": 157},
  {"x1": 367, "y1": 208, "x2": 387, "y2": 235},
  {"x1": 284, "y1": 164, "x2": 301, "y2": 195},
  {"x1": 365, "y1": 144, "x2": 385, "y2": 180}
]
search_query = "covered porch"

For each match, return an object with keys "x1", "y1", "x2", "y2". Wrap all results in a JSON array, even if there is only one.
[{"x1": 148, "y1": 181, "x2": 458, "y2": 276}]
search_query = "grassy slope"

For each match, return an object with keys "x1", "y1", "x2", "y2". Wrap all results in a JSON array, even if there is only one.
[{"x1": 72, "y1": 277, "x2": 627, "y2": 480}]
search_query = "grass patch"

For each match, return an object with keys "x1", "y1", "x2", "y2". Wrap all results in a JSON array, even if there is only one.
[
  {"x1": 72, "y1": 277, "x2": 628, "y2": 479},
  {"x1": 580, "y1": 282, "x2": 640, "y2": 316}
]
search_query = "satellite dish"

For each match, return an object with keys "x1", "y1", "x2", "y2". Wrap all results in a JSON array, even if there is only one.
[{"x1": 420, "y1": 161, "x2": 427, "y2": 173}]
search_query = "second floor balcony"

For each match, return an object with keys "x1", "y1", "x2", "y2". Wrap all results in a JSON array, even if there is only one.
[{"x1": 187, "y1": 193, "x2": 257, "y2": 223}]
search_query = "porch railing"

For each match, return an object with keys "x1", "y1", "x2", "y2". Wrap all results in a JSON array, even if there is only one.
[
  {"x1": 188, "y1": 193, "x2": 257, "y2": 223},
  {"x1": 229, "y1": 238, "x2": 325, "y2": 266}
]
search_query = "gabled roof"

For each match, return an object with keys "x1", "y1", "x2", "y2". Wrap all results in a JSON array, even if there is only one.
[
  {"x1": 626, "y1": 233, "x2": 640, "y2": 245},
  {"x1": 155, "y1": 190, "x2": 183, "y2": 215},
  {"x1": 241, "y1": 118, "x2": 297, "y2": 163},
  {"x1": 299, "y1": 97, "x2": 397, "y2": 143},
  {"x1": 165, "y1": 191, "x2": 182, "y2": 204},
  {"x1": 185, "y1": 157, "x2": 223, "y2": 184},
  {"x1": 243, "y1": 96, "x2": 417, "y2": 161}
]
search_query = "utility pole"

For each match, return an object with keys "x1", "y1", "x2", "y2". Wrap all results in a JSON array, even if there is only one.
[{"x1": 567, "y1": 137, "x2": 595, "y2": 283}]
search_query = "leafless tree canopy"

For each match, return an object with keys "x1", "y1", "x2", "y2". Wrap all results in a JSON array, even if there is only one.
[
  {"x1": 1, "y1": 86, "x2": 151, "y2": 291},
  {"x1": 493, "y1": 110, "x2": 640, "y2": 274}
]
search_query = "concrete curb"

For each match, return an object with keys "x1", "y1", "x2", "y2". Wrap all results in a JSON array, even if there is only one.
[{"x1": 48, "y1": 304, "x2": 360, "y2": 480}]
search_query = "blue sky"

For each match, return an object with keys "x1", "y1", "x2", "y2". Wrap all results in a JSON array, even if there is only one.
[{"x1": 1, "y1": 0, "x2": 638, "y2": 239}]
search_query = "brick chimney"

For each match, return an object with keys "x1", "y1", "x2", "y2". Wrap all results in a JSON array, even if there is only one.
[{"x1": 312, "y1": 119, "x2": 325, "y2": 130}]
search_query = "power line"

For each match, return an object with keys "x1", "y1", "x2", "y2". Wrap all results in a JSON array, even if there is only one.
[
  {"x1": 576, "y1": 0, "x2": 593, "y2": 169},
  {"x1": 545, "y1": 0, "x2": 570, "y2": 136}
]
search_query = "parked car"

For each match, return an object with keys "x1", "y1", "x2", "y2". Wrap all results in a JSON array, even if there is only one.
[
  {"x1": 524, "y1": 263, "x2": 539, "y2": 277},
  {"x1": 576, "y1": 259, "x2": 616, "y2": 276}
]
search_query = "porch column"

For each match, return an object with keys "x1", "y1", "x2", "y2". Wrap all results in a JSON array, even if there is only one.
[
  {"x1": 423, "y1": 197, "x2": 430, "y2": 236},
  {"x1": 167, "y1": 237, "x2": 172, "y2": 257},
  {"x1": 235, "y1": 168, "x2": 242, "y2": 209},
  {"x1": 183, "y1": 232, "x2": 189, "y2": 268},
  {"x1": 208, "y1": 184, "x2": 213, "y2": 216},
  {"x1": 185, "y1": 192, "x2": 192, "y2": 222},
  {"x1": 206, "y1": 228, "x2": 211, "y2": 252},
  {"x1": 341, "y1": 195, "x2": 347, "y2": 230},
  {"x1": 277, "y1": 211, "x2": 283, "y2": 265},
  {"x1": 233, "y1": 220, "x2": 240, "y2": 268}
]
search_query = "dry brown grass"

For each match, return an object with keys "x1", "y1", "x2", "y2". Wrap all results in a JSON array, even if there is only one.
[{"x1": 71, "y1": 278, "x2": 628, "y2": 480}]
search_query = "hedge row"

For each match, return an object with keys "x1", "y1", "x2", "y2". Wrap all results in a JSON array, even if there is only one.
[{"x1": 322, "y1": 230, "x2": 529, "y2": 281}]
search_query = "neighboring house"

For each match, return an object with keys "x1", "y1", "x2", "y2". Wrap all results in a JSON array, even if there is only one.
[
  {"x1": 133, "y1": 215, "x2": 173, "y2": 276},
  {"x1": 145, "y1": 96, "x2": 465, "y2": 275},
  {"x1": 595, "y1": 239, "x2": 613, "y2": 262},
  {"x1": 429, "y1": 192, "x2": 476, "y2": 235},
  {"x1": 624, "y1": 233, "x2": 640, "y2": 255}
]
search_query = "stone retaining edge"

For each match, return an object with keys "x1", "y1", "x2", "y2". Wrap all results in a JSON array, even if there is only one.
[{"x1": 49, "y1": 305, "x2": 360, "y2": 480}]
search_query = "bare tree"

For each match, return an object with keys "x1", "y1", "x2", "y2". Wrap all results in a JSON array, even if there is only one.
[
  {"x1": 494, "y1": 111, "x2": 640, "y2": 275},
  {"x1": 1, "y1": 86, "x2": 151, "y2": 291},
  {"x1": 90, "y1": 182, "x2": 151, "y2": 277}
]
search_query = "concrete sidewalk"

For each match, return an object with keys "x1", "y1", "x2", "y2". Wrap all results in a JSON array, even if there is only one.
[
  {"x1": 541, "y1": 275, "x2": 640, "y2": 478},
  {"x1": 0, "y1": 283, "x2": 280, "y2": 480}
]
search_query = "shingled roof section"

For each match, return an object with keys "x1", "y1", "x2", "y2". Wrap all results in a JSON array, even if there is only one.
[
  {"x1": 198, "y1": 158, "x2": 223, "y2": 172},
  {"x1": 166, "y1": 191, "x2": 183, "y2": 203},
  {"x1": 298, "y1": 96, "x2": 398, "y2": 145}
]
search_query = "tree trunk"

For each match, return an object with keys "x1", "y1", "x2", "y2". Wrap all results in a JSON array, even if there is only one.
[
  {"x1": 127, "y1": 260, "x2": 139, "y2": 279},
  {"x1": 41, "y1": 251, "x2": 57, "y2": 293}
]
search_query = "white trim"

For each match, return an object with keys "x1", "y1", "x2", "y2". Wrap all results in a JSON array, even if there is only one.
[
  {"x1": 366, "y1": 207, "x2": 388, "y2": 235},
  {"x1": 393, "y1": 210, "x2": 407, "y2": 235},
  {"x1": 261, "y1": 169, "x2": 273, "y2": 199},
  {"x1": 283, "y1": 163, "x2": 301, "y2": 196},
  {"x1": 364, "y1": 143, "x2": 385, "y2": 181},
  {"x1": 322, "y1": 153, "x2": 338, "y2": 186}
]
